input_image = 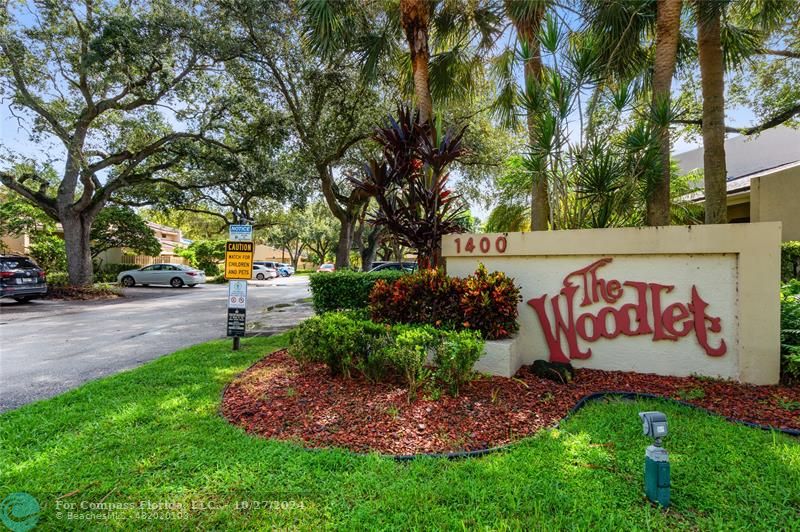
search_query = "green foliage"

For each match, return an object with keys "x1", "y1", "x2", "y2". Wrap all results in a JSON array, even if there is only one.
[
  {"x1": 780, "y1": 281, "x2": 800, "y2": 384},
  {"x1": 28, "y1": 235, "x2": 67, "y2": 272},
  {"x1": 289, "y1": 314, "x2": 483, "y2": 399},
  {"x1": 288, "y1": 312, "x2": 391, "y2": 379},
  {"x1": 0, "y1": 191, "x2": 56, "y2": 248},
  {"x1": 91, "y1": 207, "x2": 161, "y2": 258},
  {"x1": 45, "y1": 272, "x2": 69, "y2": 287},
  {"x1": 382, "y1": 325, "x2": 438, "y2": 400},
  {"x1": 434, "y1": 330, "x2": 485, "y2": 396},
  {"x1": 176, "y1": 240, "x2": 225, "y2": 276},
  {"x1": 781, "y1": 241, "x2": 800, "y2": 281},
  {"x1": 308, "y1": 270, "x2": 406, "y2": 313}
]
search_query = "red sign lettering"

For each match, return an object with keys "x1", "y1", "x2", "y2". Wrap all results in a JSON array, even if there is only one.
[{"x1": 527, "y1": 258, "x2": 726, "y2": 363}]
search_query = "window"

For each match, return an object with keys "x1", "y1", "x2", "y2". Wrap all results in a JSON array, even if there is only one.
[{"x1": 1, "y1": 258, "x2": 37, "y2": 269}]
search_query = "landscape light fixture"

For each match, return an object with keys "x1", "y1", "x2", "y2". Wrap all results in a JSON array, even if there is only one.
[{"x1": 638, "y1": 411, "x2": 670, "y2": 508}]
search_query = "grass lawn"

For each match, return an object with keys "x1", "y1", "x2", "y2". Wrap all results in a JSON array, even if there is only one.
[{"x1": 1, "y1": 336, "x2": 798, "y2": 530}]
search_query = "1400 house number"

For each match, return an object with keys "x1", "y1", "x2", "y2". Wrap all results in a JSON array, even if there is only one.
[{"x1": 453, "y1": 236, "x2": 507, "y2": 254}]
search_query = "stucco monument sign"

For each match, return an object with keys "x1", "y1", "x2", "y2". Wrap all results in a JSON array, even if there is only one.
[{"x1": 442, "y1": 223, "x2": 782, "y2": 384}]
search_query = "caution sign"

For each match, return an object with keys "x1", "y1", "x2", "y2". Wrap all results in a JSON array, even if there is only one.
[
  {"x1": 227, "y1": 308, "x2": 246, "y2": 337},
  {"x1": 224, "y1": 241, "x2": 254, "y2": 280}
]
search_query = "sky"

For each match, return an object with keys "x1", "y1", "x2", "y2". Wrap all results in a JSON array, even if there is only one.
[{"x1": 0, "y1": 1, "x2": 774, "y2": 223}]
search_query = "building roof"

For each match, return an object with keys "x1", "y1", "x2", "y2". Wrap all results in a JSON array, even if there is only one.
[{"x1": 675, "y1": 125, "x2": 800, "y2": 200}]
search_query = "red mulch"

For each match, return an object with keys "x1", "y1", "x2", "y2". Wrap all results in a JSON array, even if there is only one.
[{"x1": 221, "y1": 349, "x2": 800, "y2": 455}]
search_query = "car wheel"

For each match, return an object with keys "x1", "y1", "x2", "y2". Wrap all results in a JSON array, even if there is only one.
[
  {"x1": 121, "y1": 276, "x2": 136, "y2": 287},
  {"x1": 170, "y1": 277, "x2": 184, "y2": 288},
  {"x1": 12, "y1": 296, "x2": 32, "y2": 303},
  {"x1": 256, "y1": 273, "x2": 265, "y2": 280}
]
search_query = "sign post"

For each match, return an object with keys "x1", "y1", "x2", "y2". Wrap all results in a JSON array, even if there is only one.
[{"x1": 225, "y1": 225, "x2": 253, "y2": 350}]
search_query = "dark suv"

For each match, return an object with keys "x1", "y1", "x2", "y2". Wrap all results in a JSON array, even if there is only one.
[{"x1": 1, "y1": 255, "x2": 48, "y2": 302}]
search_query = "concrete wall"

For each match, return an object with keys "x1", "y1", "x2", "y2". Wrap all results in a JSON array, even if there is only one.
[
  {"x1": 751, "y1": 164, "x2": 800, "y2": 242},
  {"x1": 442, "y1": 223, "x2": 782, "y2": 384}
]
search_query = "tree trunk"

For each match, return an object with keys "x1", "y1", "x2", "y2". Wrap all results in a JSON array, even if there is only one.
[
  {"x1": 698, "y1": 9, "x2": 727, "y2": 224},
  {"x1": 400, "y1": 0, "x2": 433, "y2": 123},
  {"x1": 334, "y1": 219, "x2": 354, "y2": 270},
  {"x1": 646, "y1": 0, "x2": 682, "y2": 226},
  {"x1": 360, "y1": 226, "x2": 382, "y2": 272},
  {"x1": 507, "y1": 2, "x2": 549, "y2": 231},
  {"x1": 61, "y1": 214, "x2": 94, "y2": 286}
]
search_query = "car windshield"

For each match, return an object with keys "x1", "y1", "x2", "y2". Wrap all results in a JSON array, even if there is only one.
[
  {"x1": 176, "y1": 264, "x2": 194, "y2": 270},
  {"x1": 1, "y1": 258, "x2": 37, "y2": 269}
]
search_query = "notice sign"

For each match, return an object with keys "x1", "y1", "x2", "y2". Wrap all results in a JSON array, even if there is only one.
[
  {"x1": 229, "y1": 224, "x2": 253, "y2": 241},
  {"x1": 224, "y1": 241, "x2": 254, "y2": 280},
  {"x1": 228, "y1": 280, "x2": 247, "y2": 309},
  {"x1": 227, "y1": 308, "x2": 246, "y2": 337}
]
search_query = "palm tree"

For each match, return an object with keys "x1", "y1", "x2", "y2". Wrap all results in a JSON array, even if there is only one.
[
  {"x1": 299, "y1": 0, "x2": 502, "y2": 124},
  {"x1": 504, "y1": 0, "x2": 550, "y2": 230},
  {"x1": 693, "y1": 0, "x2": 790, "y2": 224},
  {"x1": 696, "y1": 0, "x2": 727, "y2": 224},
  {"x1": 399, "y1": 0, "x2": 434, "y2": 123},
  {"x1": 647, "y1": 0, "x2": 683, "y2": 226}
]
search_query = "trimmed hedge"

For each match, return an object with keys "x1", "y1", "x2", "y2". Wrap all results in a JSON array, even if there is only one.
[
  {"x1": 309, "y1": 271, "x2": 406, "y2": 313},
  {"x1": 288, "y1": 312, "x2": 485, "y2": 398}
]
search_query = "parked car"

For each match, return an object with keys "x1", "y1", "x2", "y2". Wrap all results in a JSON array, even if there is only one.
[
  {"x1": 1, "y1": 255, "x2": 47, "y2": 302},
  {"x1": 254, "y1": 260, "x2": 279, "y2": 269},
  {"x1": 277, "y1": 263, "x2": 294, "y2": 276},
  {"x1": 316, "y1": 263, "x2": 335, "y2": 272},
  {"x1": 252, "y1": 264, "x2": 278, "y2": 280},
  {"x1": 368, "y1": 262, "x2": 417, "y2": 273},
  {"x1": 117, "y1": 263, "x2": 206, "y2": 288}
]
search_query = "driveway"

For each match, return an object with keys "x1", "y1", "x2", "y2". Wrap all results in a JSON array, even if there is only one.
[{"x1": 0, "y1": 276, "x2": 311, "y2": 412}]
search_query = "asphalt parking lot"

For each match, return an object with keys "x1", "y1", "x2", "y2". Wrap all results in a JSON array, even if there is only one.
[{"x1": 0, "y1": 276, "x2": 310, "y2": 411}]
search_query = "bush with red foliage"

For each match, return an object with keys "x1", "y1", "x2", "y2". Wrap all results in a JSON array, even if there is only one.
[
  {"x1": 459, "y1": 265, "x2": 521, "y2": 340},
  {"x1": 369, "y1": 265, "x2": 522, "y2": 340},
  {"x1": 369, "y1": 269, "x2": 462, "y2": 329}
]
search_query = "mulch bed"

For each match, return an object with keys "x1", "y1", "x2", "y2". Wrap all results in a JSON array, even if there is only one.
[
  {"x1": 221, "y1": 349, "x2": 800, "y2": 455},
  {"x1": 45, "y1": 286, "x2": 123, "y2": 300}
]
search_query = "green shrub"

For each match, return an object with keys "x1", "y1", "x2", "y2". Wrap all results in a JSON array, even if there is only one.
[
  {"x1": 288, "y1": 313, "x2": 487, "y2": 399},
  {"x1": 46, "y1": 271, "x2": 69, "y2": 287},
  {"x1": 29, "y1": 234, "x2": 67, "y2": 272},
  {"x1": 383, "y1": 325, "x2": 439, "y2": 400},
  {"x1": 780, "y1": 281, "x2": 800, "y2": 384},
  {"x1": 309, "y1": 270, "x2": 405, "y2": 313},
  {"x1": 782, "y1": 241, "x2": 800, "y2": 281},
  {"x1": 288, "y1": 312, "x2": 391, "y2": 378},
  {"x1": 434, "y1": 330, "x2": 485, "y2": 396}
]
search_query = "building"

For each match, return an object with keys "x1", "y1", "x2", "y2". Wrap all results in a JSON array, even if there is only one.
[
  {"x1": 96, "y1": 221, "x2": 191, "y2": 266},
  {"x1": 1, "y1": 220, "x2": 190, "y2": 266},
  {"x1": 675, "y1": 125, "x2": 800, "y2": 241}
]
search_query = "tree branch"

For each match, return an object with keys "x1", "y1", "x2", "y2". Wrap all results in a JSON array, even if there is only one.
[
  {"x1": 672, "y1": 102, "x2": 800, "y2": 135},
  {"x1": 760, "y1": 48, "x2": 800, "y2": 59}
]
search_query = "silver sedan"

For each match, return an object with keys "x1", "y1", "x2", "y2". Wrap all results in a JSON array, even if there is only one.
[{"x1": 117, "y1": 263, "x2": 206, "y2": 288}]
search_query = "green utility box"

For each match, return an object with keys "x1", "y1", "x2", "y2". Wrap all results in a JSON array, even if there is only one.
[{"x1": 644, "y1": 445, "x2": 670, "y2": 507}]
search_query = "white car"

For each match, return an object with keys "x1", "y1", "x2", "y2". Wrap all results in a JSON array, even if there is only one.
[
  {"x1": 253, "y1": 264, "x2": 278, "y2": 280},
  {"x1": 117, "y1": 263, "x2": 206, "y2": 288}
]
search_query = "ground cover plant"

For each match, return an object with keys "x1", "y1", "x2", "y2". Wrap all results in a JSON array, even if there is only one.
[{"x1": 2, "y1": 336, "x2": 799, "y2": 530}]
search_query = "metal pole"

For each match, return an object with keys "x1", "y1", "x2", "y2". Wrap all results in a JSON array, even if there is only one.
[{"x1": 233, "y1": 336, "x2": 240, "y2": 351}]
